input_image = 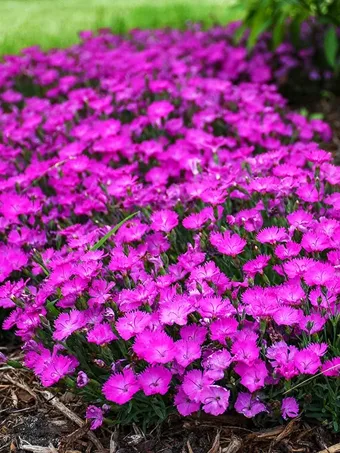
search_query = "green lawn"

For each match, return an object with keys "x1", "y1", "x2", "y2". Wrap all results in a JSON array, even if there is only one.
[{"x1": 0, "y1": 0, "x2": 243, "y2": 55}]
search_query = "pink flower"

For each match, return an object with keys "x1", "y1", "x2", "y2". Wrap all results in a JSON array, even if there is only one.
[
  {"x1": 40, "y1": 355, "x2": 78, "y2": 387},
  {"x1": 86, "y1": 405, "x2": 104, "y2": 430},
  {"x1": 201, "y1": 385, "x2": 230, "y2": 415},
  {"x1": 306, "y1": 343, "x2": 328, "y2": 357},
  {"x1": 234, "y1": 392, "x2": 267, "y2": 418},
  {"x1": 103, "y1": 369, "x2": 140, "y2": 405},
  {"x1": 304, "y1": 263, "x2": 335, "y2": 286},
  {"x1": 256, "y1": 227, "x2": 288, "y2": 245},
  {"x1": 234, "y1": 359, "x2": 268, "y2": 392},
  {"x1": 203, "y1": 350, "x2": 232, "y2": 380},
  {"x1": 183, "y1": 211, "x2": 210, "y2": 230},
  {"x1": 299, "y1": 313, "x2": 326, "y2": 334},
  {"x1": 180, "y1": 325, "x2": 208, "y2": 344},
  {"x1": 322, "y1": 358, "x2": 340, "y2": 377},
  {"x1": 174, "y1": 388, "x2": 200, "y2": 416},
  {"x1": 287, "y1": 210, "x2": 313, "y2": 233},
  {"x1": 138, "y1": 365, "x2": 172, "y2": 396},
  {"x1": 182, "y1": 370, "x2": 213, "y2": 402},
  {"x1": 275, "y1": 242, "x2": 302, "y2": 260},
  {"x1": 294, "y1": 350, "x2": 321, "y2": 375},
  {"x1": 175, "y1": 339, "x2": 201, "y2": 367},
  {"x1": 301, "y1": 232, "x2": 330, "y2": 253},
  {"x1": 87, "y1": 322, "x2": 117, "y2": 345},
  {"x1": 88, "y1": 280, "x2": 115, "y2": 306},
  {"x1": 116, "y1": 311, "x2": 151, "y2": 340},
  {"x1": 151, "y1": 209, "x2": 179, "y2": 233},
  {"x1": 160, "y1": 297, "x2": 194, "y2": 326},
  {"x1": 273, "y1": 307, "x2": 303, "y2": 326},
  {"x1": 198, "y1": 296, "x2": 235, "y2": 318},
  {"x1": 53, "y1": 310, "x2": 86, "y2": 341},
  {"x1": 77, "y1": 371, "x2": 89, "y2": 388},
  {"x1": 210, "y1": 231, "x2": 246, "y2": 256},
  {"x1": 210, "y1": 317, "x2": 238, "y2": 344},
  {"x1": 234, "y1": 208, "x2": 263, "y2": 232},
  {"x1": 243, "y1": 255, "x2": 271, "y2": 278},
  {"x1": 133, "y1": 330, "x2": 175, "y2": 364},
  {"x1": 231, "y1": 339, "x2": 259, "y2": 365},
  {"x1": 281, "y1": 397, "x2": 299, "y2": 420},
  {"x1": 147, "y1": 100, "x2": 174, "y2": 122}
]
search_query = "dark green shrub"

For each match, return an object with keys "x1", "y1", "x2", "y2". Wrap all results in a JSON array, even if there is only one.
[{"x1": 240, "y1": 0, "x2": 340, "y2": 71}]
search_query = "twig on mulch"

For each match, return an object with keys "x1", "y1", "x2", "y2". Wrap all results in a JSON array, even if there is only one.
[
  {"x1": 318, "y1": 443, "x2": 340, "y2": 453},
  {"x1": 1, "y1": 373, "x2": 38, "y2": 400},
  {"x1": 39, "y1": 390, "x2": 105, "y2": 452},
  {"x1": 19, "y1": 440, "x2": 58, "y2": 453},
  {"x1": 221, "y1": 436, "x2": 242, "y2": 453},
  {"x1": 207, "y1": 430, "x2": 221, "y2": 453}
]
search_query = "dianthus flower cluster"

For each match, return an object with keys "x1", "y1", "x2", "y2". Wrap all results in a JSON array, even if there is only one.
[{"x1": 0, "y1": 23, "x2": 339, "y2": 429}]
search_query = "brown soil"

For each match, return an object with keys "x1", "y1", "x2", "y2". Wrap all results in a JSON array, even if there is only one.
[{"x1": 1, "y1": 366, "x2": 340, "y2": 453}]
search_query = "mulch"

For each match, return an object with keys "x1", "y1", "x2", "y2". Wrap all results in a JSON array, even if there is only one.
[{"x1": 1, "y1": 359, "x2": 340, "y2": 453}]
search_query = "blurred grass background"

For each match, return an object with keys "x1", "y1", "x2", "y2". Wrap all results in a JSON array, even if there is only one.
[{"x1": 0, "y1": 0, "x2": 243, "y2": 55}]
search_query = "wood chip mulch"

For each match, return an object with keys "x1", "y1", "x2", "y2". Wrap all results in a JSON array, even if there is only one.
[{"x1": 1, "y1": 355, "x2": 340, "y2": 453}]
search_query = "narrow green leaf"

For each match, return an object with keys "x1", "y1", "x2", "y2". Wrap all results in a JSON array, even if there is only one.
[
  {"x1": 324, "y1": 25, "x2": 339, "y2": 68},
  {"x1": 247, "y1": 12, "x2": 272, "y2": 49},
  {"x1": 7, "y1": 360, "x2": 23, "y2": 369},
  {"x1": 90, "y1": 211, "x2": 139, "y2": 251},
  {"x1": 46, "y1": 299, "x2": 60, "y2": 317},
  {"x1": 272, "y1": 15, "x2": 286, "y2": 49}
]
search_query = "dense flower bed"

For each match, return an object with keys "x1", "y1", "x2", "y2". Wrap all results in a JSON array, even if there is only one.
[{"x1": 1, "y1": 23, "x2": 340, "y2": 430}]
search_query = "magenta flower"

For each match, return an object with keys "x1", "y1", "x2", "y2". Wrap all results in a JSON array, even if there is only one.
[
  {"x1": 133, "y1": 330, "x2": 175, "y2": 364},
  {"x1": 182, "y1": 370, "x2": 213, "y2": 402},
  {"x1": 273, "y1": 307, "x2": 303, "y2": 326},
  {"x1": 234, "y1": 393, "x2": 267, "y2": 418},
  {"x1": 174, "y1": 388, "x2": 200, "y2": 416},
  {"x1": 287, "y1": 210, "x2": 314, "y2": 233},
  {"x1": 231, "y1": 339, "x2": 260, "y2": 365},
  {"x1": 299, "y1": 313, "x2": 326, "y2": 334},
  {"x1": 303, "y1": 263, "x2": 335, "y2": 286},
  {"x1": 243, "y1": 255, "x2": 271, "y2": 278},
  {"x1": 234, "y1": 359, "x2": 268, "y2": 392},
  {"x1": 88, "y1": 280, "x2": 115, "y2": 306},
  {"x1": 294, "y1": 350, "x2": 321, "y2": 375},
  {"x1": 306, "y1": 343, "x2": 328, "y2": 357},
  {"x1": 322, "y1": 358, "x2": 340, "y2": 377},
  {"x1": 210, "y1": 231, "x2": 246, "y2": 257},
  {"x1": 301, "y1": 232, "x2": 330, "y2": 253},
  {"x1": 147, "y1": 100, "x2": 174, "y2": 123},
  {"x1": 103, "y1": 369, "x2": 140, "y2": 405},
  {"x1": 160, "y1": 298, "x2": 194, "y2": 326},
  {"x1": 53, "y1": 310, "x2": 86, "y2": 341},
  {"x1": 151, "y1": 209, "x2": 179, "y2": 233},
  {"x1": 87, "y1": 322, "x2": 117, "y2": 346},
  {"x1": 77, "y1": 371, "x2": 89, "y2": 388},
  {"x1": 175, "y1": 339, "x2": 201, "y2": 367},
  {"x1": 198, "y1": 296, "x2": 235, "y2": 318},
  {"x1": 256, "y1": 227, "x2": 288, "y2": 245},
  {"x1": 180, "y1": 325, "x2": 208, "y2": 344},
  {"x1": 275, "y1": 242, "x2": 302, "y2": 260},
  {"x1": 210, "y1": 318, "x2": 238, "y2": 344},
  {"x1": 86, "y1": 405, "x2": 104, "y2": 430},
  {"x1": 40, "y1": 355, "x2": 78, "y2": 387},
  {"x1": 281, "y1": 397, "x2": 299, "y2": 420},
  {"x1": 182, "y1": 211, "x2": 210, "y2": 230},
  {"x1": 116, "y1": 311, "x2": 152, "y2": 340},
  {"x1": 204, "y1": 349, "x2": 232, "y2": 376},
  {"x1": 138, "y1": 365, "x2": 172, "y2": 396},
  {"x1": 201, "y1": 385, "x2": 230, "y2": 416}
]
